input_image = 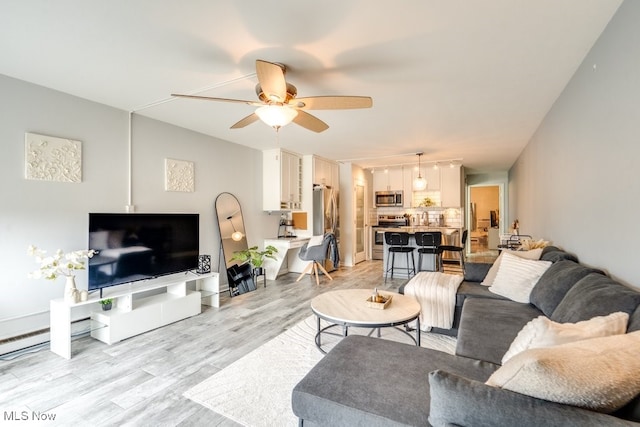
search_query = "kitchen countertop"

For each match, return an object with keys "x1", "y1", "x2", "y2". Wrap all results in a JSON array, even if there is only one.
[
  {"x1": 265, "y1": 236, "x2": 310, "y2": 242},
  {"x1": 375, "y1": 226, "x2": 462, "y2": 233}
]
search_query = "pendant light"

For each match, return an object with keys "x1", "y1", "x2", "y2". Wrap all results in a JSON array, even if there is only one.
[
  {"x1": 413, "y1": 152, "x2": 427, "y2": 191},
  {"x1": 227, "y1": 216, "x2": 244, "y2": 242}
]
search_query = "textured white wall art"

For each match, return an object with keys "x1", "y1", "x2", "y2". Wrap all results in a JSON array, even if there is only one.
[
  {"x1": 165, "y1": 158, "x2": 195, "y2": 192},
  {"x1": 24, "y1": 133, "x2": 82, "y2": 183}
]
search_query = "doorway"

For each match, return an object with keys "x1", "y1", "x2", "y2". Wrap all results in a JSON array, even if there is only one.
[{"x1": 469, "y1": 185, "x2": 500, "y2": 254}]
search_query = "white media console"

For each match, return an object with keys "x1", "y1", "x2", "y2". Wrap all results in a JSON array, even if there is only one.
[{"x1": 50, "y1": 271, "x2": 219, "y2": 359}]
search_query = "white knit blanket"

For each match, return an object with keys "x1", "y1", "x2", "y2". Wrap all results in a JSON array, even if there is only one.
[{"x1": 404, "y1": 272, "x2": 463, "y2": 331}]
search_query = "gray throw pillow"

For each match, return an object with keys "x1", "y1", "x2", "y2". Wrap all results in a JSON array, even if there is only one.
[
  {"x1": 428, "y1": 370, "x2": 630, "y2": 427},
  {"x1": 540, "y1": 250, "x2": 578, "y2": 263},
  {"x1": 540, "y1": 245, "x2": 562, "y2": 256},
  {"x1": 529, "y1": 261, "x2": 604, "y2": 317},
  {"x1": 463, "y1": 262, "x2": 493, "y2": 282},
  {"x1": 628, "y1": 306, "x2": 640, "y2": 332},
  {"x1": 551, "y1": 273, "x2": 640, "y2": 323}
]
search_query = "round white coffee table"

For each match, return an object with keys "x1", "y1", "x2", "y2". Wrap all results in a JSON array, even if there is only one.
[{"x1": 310, "y1": 289, "x2": 421, "y2": 353}]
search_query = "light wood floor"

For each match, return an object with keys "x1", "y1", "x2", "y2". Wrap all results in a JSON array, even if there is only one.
[
  {"x1": 0, "y1": 260, "x2": 424, "y2": 426},
  {"x1": 1, "y1": 254, "x2": 498, "y2": 426}
]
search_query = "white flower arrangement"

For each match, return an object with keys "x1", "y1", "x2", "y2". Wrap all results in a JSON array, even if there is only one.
[{"x1": 28, "y1": 245, "x2": 96, "y2": 280}]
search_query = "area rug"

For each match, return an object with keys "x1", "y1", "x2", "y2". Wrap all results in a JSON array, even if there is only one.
[{"x1": 184, "y1": 315, "x2": 456, "y2": 427}]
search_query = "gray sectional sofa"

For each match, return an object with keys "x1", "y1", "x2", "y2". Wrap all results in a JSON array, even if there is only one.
[{"x1": 292, "y1": 246, "x2": 640, "y2": 426}]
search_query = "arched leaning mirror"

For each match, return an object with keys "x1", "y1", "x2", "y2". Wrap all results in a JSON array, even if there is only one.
[{"x1": 215, "y1": 192, "x2": 255, "y2": 296}]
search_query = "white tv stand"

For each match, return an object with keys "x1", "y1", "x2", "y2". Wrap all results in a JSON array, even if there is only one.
[{"x1": 50, "y1": 271, "x2": 219, "y2": 359}]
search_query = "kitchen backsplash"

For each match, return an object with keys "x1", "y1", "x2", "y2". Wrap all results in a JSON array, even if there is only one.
[
  {"x1": 412, "y1": 190, "x2": 441, "y2": 208},
  {"x1": 374, "y1": 207, "x2": 463, "y2": 228}
]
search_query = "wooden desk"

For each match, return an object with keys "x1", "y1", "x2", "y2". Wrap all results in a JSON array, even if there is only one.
[{"x1": 263, "y1": 237, "x2": 310, "y2": 280}]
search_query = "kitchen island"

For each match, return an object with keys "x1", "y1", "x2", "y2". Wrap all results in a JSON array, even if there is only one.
[{"x1": 379, "y1": 227, "x2": 464, "y2": 278}]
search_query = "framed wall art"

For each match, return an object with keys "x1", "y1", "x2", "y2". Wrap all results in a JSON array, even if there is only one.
[
  {"x1": 165, "y1": 158, "x2": 195, "y2": 192},
  {"x1": 25, "y1": 132, "x2": 82, "y2": 183}
]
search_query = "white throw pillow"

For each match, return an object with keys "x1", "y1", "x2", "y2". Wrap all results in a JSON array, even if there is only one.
[
  {"x1": 501, "y1": 311, "x2": 629, "y2": 364},
  {"x1": 481, "y1": 248, "x2": 543, "y2": 287},
  {"x1": 486, "y1": 331, "x2": 640, "y2": 413},
  {"x1": 488, "y1": 252, "x2": 551, "y2": 303}
]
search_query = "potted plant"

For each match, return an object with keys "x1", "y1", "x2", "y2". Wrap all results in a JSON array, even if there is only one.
[
  {"x1": 100, "y1": 298, "x2": 113, "y2": 311},
  {"x1": 419, "y1": 197, "x2": 435, "y2": 207},
  {"x1": 231, "y1": 245, "x2": 279, "y2": 277}
]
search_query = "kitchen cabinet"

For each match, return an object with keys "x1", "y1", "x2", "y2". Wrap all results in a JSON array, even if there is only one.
[
  {"x1": 372, "y1": 169, "x2": 386, "y2": 193},
  {"x1": 388, "y1": 168, "x2": 403, "y2": 191},
  {"x1": 331, "y1": 162, "x2": 339, "y2": 189},
  {"x1": 425, "y1": 166, "x2": 440, "y2": 191},
  {"x1": 263, "y1": 148, "x2": 302, "y2": 210},
  {"x1": 402, "y1": 167, "x2": 414, "y2": 207},
  {"x1": 372, "y1": 167, "x2": 403, "y2": 193},
  {"x1": 313, "y1": 156, "x2": 339, "y2": 189},
  {"x1": 440, "y1": 164, "x2": 465, "y2": 207}
]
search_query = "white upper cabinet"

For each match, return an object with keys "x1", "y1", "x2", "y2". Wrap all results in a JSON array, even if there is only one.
[
  {"x1": 388, "y1": 168, "x2": 403, "y2": 191},
  {"x1": 402, "y1": 167, "x2": 414, "y2": 207},
  {"x1": 440, "y1": 164, "x2": 465, "y2": 207},
  {"x1": 313, "y1": 156, "x2": 339, "y2": 189},
  {"x1": 371, "y1": 164, "x2": 463, "y2": 208},
  {"x1": 373, "y1": 168, "x2": 404, "y2": 193},
  {"x1": 263, "y1": 148, "x2": 302, "y2": 210},
  {"x1": 425, "y1": 165, "x2": 440, "y2": 191},
  {"x1": 372, "y1": 169, "x2": 387, "y2": 193}
]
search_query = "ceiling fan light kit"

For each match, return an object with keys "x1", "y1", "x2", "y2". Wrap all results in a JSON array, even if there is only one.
[
  {"x1": 255, "y1": 105, "x2": 298, "y2": 129},
  {"x1": 172, "y1": 59, "x2": 372, "y2": 133}
]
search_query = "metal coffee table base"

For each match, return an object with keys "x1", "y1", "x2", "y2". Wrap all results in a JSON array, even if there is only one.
[{"x1": 314, "y1": 315, "x2": 420, "y2": 354}]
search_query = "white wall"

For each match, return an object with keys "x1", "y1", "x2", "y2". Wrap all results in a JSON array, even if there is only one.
[
  {"x1": 0, "y1": 74, "x2": 278, "y2": 339},
  {"x1": 509, "y1": 0, "x2": 640, "y2": 287}
]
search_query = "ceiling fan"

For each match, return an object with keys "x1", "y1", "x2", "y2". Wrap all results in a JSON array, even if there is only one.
[{"x1": 171, "y1": 59, "x2": 373, "y2": 133}]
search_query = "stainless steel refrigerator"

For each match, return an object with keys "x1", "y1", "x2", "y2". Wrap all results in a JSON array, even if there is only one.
[{"x1": 313, "y1": 185, "x2": 339, "y2": 272}]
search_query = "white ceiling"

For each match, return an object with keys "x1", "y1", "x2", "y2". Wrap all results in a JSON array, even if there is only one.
[{"x1": 0, "y1": 0, "x2": 622, "y2": 173}]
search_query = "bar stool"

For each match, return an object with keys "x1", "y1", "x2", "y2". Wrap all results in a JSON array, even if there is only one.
[
  {"x1": 440, "y1": 229, "x2": 468, "y2": 274},
  {"x1": 384, "y1": 232, "x2": 416, "y2": 283},
  {"x1": 415, "y1": 231, "x2": 442, "y2": 272}
]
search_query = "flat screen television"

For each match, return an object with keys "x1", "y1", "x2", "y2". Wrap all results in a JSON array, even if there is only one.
[{"x1": 88, "y1": 213, "x2": 199, "y2": 292}]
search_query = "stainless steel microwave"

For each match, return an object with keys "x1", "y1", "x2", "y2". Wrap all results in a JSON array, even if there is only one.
[{"x1": 375, "y1": 191, "x2": 404, "y2": 207}]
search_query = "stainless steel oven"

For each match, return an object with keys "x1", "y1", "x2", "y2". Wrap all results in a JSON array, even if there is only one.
[
  {"x1": 372, "y1": 215, "x2": 408, "y2": 260},
  {"x1": 375, "y1": 191, "x2": 403, "y2": 207},
  {"x1": 372, "y1": 227, "x2": 386, "y2": 260}
]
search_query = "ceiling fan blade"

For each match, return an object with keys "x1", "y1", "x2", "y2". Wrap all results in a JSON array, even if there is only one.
[
  {"x1": 230, "y1": 113, "x2": 260, "y2": 129},
  {"x1": 255, "y1": 60, "x2": 287, "y2": 103},
  {"x1": 291, "y1": 96, "x2": 373, "y2": 110},
  {"x1": 171, "y1": 93, "x2": 261, "y2": 106},
  {"x1": 292, "y1": 111, "x2": 329, "y2": 133}
]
